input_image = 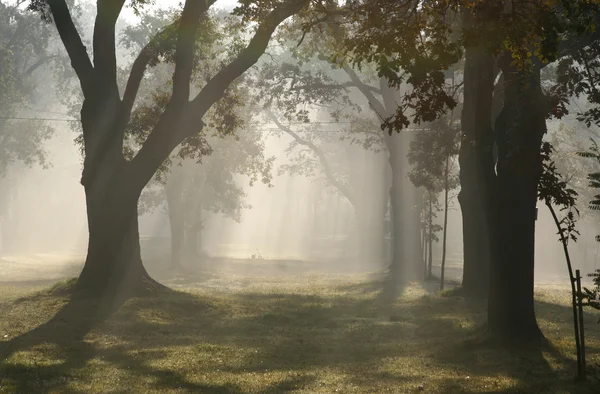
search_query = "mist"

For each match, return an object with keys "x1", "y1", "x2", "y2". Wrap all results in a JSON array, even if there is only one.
[{"x1": 2, "y1": 0, "x2": 600, "y2": 391}]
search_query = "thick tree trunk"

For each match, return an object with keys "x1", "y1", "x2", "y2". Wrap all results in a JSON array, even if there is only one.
[
  {"x1": 488, "y1": 55, "x2": 545, "y2": 341},
  {"x1": 76, "y1": 91, "x2": 162, "y2": 298},
  {"x1": 387, "y1": 133, "x2": 422, "y2": 285},
  {"x1": 458, "y1": 45, "x2": 496, "y2": 298},
  {"x1": 77, "y1": 175, "x2": 158, "y2": 298}
]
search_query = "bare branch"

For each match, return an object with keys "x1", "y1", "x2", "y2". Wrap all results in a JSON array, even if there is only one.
[
  {"x1": 289, "y1": 81, "x2": 382, "y2": 94},
  {"x1": 343, "y1": 66, "x2": 387, "y2": 118},
  {"x1": 24, "y1": 55, "x2": 58, "y2": 76},
  {"x1": 269, "y1": 111, "x2": 356, "y2": 206}
]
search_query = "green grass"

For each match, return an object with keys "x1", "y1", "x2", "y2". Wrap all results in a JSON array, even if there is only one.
[{"x1": 0, "y1": 274, "x2": 599, "y2": 393}]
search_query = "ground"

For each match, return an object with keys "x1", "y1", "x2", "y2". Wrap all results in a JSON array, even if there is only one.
[{"x1": 0, "y1": 257, "x2": 599, "y2": 393}]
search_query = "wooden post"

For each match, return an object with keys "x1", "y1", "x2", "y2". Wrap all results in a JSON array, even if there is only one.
[{"x1": 576, "y1": 269, "x2": 586, "y2": 379}]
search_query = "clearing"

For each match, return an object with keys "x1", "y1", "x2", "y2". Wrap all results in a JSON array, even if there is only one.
[{"x1": 0, "y1": 263, "x2": 599, "y2": 393}]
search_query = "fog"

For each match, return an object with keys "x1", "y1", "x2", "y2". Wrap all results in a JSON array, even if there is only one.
[
  {"x1": 1, "y1": 0, "x2": 599, "y2": 289},
  {"x1": 3, "y1": 111, "x2": 599, "y2": 285}
]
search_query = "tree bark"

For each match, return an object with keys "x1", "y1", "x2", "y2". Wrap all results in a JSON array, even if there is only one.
[
  {"x1": 487, "y1": 54, "x2": 545, "y2": 341},
  {"x1": 386, "y1": 129, "x2": 422, "y2": 284},
  {"x1": 441, "y1": 156, "x2": 450, "y2": 291},
  {"x1": 77, "y1": 165, "x2": 159, "y2": 298},
  {"x1": 428, "y1": 193, "x2": 433, "y2": 279},
  {"x1": 166, "y1": 173, "x2": 185, "y2": 271},
  {"x1": 458, "y1": 44, "x2": 496, "y2": 298}
]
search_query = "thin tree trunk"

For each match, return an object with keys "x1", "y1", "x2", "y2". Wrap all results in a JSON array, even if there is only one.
[
  {"x1": 166, "y1": 184, "x2": 185, "y2": 271},
  {"x1": 422, "y1": 216, "x2": 427, "y2": 279},
  {"x1": 428, "y1": 193, "x2": 433, "y2": 279},
  {"x1": 165, "y1": 166, "x2": 186, "y2": 271},
  {"x1": 388, "y1": 183, "x2": 401, "y2": 282},
  {"x1": 441, "y1": 156, "x2": 450, "y2": 291},
  {"x1": 547, "y1": 202, "x2": 582, "y2": 372}
]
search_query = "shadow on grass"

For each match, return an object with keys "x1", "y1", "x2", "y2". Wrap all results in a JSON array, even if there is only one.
[{"x1": 0, "y1": 276, "x2": 598, "y2": 393}]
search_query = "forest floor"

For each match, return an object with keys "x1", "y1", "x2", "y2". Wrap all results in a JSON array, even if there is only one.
[{"x1": 0, "y1": 267, "x2": 599, "y2": 393}]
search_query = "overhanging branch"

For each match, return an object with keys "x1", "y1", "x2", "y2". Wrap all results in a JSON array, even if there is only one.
[{"x1": 129, "y1": 0, "x2": 310, "y2": 189}]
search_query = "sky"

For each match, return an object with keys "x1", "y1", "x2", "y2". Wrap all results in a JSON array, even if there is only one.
[{"x1": 120, "y1": 0, "x2": 240, "y2": 21}]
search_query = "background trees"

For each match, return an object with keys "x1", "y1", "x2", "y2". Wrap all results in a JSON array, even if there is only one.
[
  {"x1": 0, "y1": 1, "x2": 67, "y2": 253},
  {"x1": 28, "y1": 0, "x2": 311, "y2": 298}
]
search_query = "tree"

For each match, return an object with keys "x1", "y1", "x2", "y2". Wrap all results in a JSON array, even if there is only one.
[
  {"x1": 257, "y1": 17, "x2": 425, "y2": 285},
  {"x1": 143, "y1": 127, "x2": 274, "y2": 271},
  {"x1": 0, "y1": 1, "x2": 73, "y2": 253},
  {"x1": 408, "y1": 115, "x2": 460, "y2": 287},
  {"x1": 28, "y1": 0, "x2": 310, "y2": 298},
  {"x1": 334, "y1": 0, "x2": 600, "y2": 341},
  {"x1": 577, "y1": 141, "x2": 600, "y2": 316},
  {"x1": 268, "y1": 108, "x2": 390, "y2": 263},
  {"x1": 119, "y1": 7, "x2": 275, "y2": 272}
]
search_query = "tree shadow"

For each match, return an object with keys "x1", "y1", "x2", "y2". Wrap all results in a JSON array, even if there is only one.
[{"x1": 1, "y1": 277, "x2": 598, "y2": 393}]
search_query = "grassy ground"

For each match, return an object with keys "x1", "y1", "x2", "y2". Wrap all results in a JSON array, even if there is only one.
[{"x1": 0, "y1": 273, "x2": 599, "y2": 393}]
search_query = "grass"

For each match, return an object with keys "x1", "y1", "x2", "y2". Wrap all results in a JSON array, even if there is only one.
[{"x1": 0, "y1": 274, "x2": 599, "y2": 393}]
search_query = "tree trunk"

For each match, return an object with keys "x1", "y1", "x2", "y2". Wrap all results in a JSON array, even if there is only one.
[
  {"x1": 184, "y1": 219, "x2": 203, "y2": 263},
  {"x1": 488, "y1": 55, "x2": 545, "y2": 341},
  {"x1": 77, "y1": 172, "x2": 158, "y2": 298},
  {"x1": 441, "y1": 156, "x2": 450, "y2": 291},
  {"x1": 387, "y1": 133, "x2": 422, "y2": 285},
  {"x1": 428, "y1": 193, "x2": 433, "y2": 279},
  {"x1": 388, "y1": 182, "x2": 402, "y2": 282},
  {"x1": 458, "y1": 44, "x2": 496, "y2": 298},
  {"x1": 422, "y1": 217, "x2": 427, "y2": 279},
  {"x1": 76, "y1": 91, "x2": 162, "y2": 298},
  {"x1": 166, "y1": 183, "x2": 185, "y2": 272}
]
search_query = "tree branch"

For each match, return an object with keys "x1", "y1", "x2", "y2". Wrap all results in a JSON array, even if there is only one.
[
  {"x1": 129, "y1": 0, "x2": 309, "y2": 189},
  {"x1": 342, "y1": 66, "x2": 388, "y2": 118},
  {"x1": 190, "y1": 0, "x2": 308, "y2": 111},
  {"x1": 93, "y1": 0, "x2": 126, "y2": 86},
  {"x1": 289, "y1": 81, "x2": 382, "y2": 94},
  {"x1": 269, "y1": 112, "x2": 356, "y2": 206},
  {"x1": 171, "y1": 0, "x2": 208, "y2": 106},
  {"x1": 48, "y1": 0, "x2": 94, "y2": 97},
  {"x1": 122, "y1": 21, "x2": 177, "y2": 118},
  {"x1": 23, "y1": 55, "x2": 57, "y2": 76}
]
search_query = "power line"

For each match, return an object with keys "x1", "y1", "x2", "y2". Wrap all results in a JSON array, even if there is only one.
[
  {"x1": 0, "y1": 116, "x2": 78, "y2": 122},
  {"x1": 0, "y1": 116, "x2": 363, "y2": 127}
]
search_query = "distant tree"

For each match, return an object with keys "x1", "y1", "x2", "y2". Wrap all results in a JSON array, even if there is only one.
[
  {"x1": 121, "y1": 9, "x2": 275, "y2": 272},
  {"x1": 577, "y1": 141, "x2": 600, "y2": 316},
  {"x1": 0, "y1": 1, "x2": 70, "y2": 253},
  {"x1": 27, "y1": 0, "x2": 311, "y2": 297},
  {"x1": 408, "y1": 115, "x2": 460, "y2": 288},
  {"x1": 257, "y1": 18, "x2": 423, "y2": 283},
  {"x1": 139, "y1": 126, "x2": 274, "y2": 272},
  {"x1": 337, "y1": 0, "x2": 600, "y2": 342},
  {"x1": 268, "y1": 108, "x2": 389, "y2": 263}
]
